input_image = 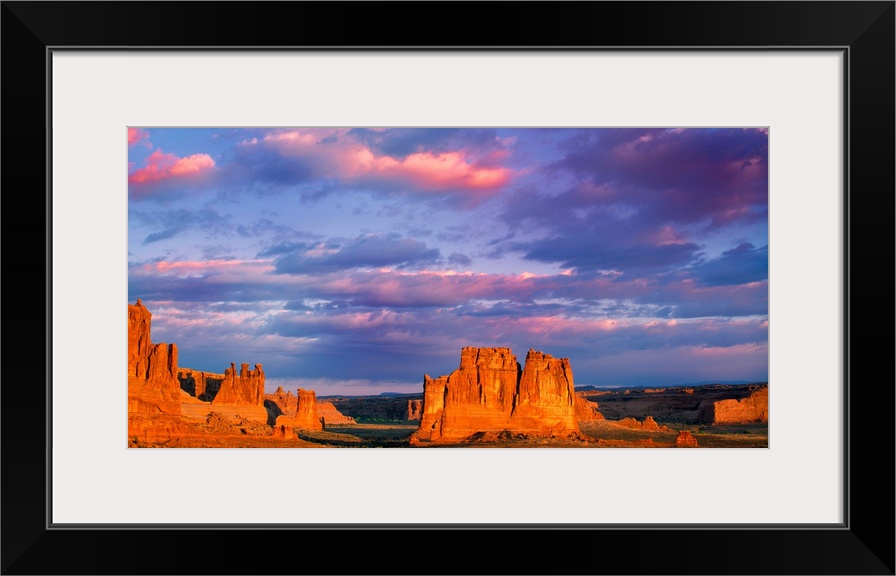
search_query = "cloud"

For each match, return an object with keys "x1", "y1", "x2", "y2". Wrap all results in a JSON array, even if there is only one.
[
  {"x1": 554, "y1": 128, "x2": 768, "y2": 228},
  {"x1": 129, "y1": 148, "x2": 216, "y2": 199},
  {"x1": 690, "y1": 243, "x2": 768, "y2": 287},
  {"x1": 447, "y1": 252, "x2": 472, "y2": 266},
  {"x1": 127, "y1": 127, "x2": 151, "y2": 148},
  {"x1": 130, "y1": 208, "x2": 232, "y2": 244},
  {"x1": 270, "y1": 234, "x2": 441, "y2": 274},
  {"x1": 242, "y1": 128, "x2": 515, "y2": 198}
]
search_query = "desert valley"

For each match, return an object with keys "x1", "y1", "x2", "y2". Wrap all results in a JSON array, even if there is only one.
[{"x1": 129, "y1": 300, "x2": 768, "y2": 448}]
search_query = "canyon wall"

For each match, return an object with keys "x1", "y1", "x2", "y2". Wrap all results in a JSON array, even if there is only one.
[
  {"x1": 698, "y1": 386, "x2": 768, "y2": 425},
  {"x1": 413, "y1": 347, "x2": 582, "y2": 443}
]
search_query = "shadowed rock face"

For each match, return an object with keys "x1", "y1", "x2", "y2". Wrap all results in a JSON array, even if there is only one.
[
  {"x1": 178, "y1": 368, "x2": 224, "y2": 402},
  {"x1": 212, "y1": 362, "x2": 265, "y2": 407},
  {"x1": 698, "y1": 386, "x2": 768, "y2": 424},
  {"x1": 128, "y1": 300, "x2": 181, "y2": 416},
  {"x1": 414, "y1": 347, "x2": 582, "y2": 442}
]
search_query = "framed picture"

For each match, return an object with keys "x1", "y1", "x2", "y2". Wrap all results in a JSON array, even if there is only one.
[{"x1": 4, "y1": 2, "x2": 892, "y2": 574}]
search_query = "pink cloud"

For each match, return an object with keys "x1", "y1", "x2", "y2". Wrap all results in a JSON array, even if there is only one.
[
  {"x1": 257, "y1": 129, "x2": 513, "y2": 194},
  {"x1": 129, "y1": 149, "x2": 216, "y2": 185},
  {"x1": 128, "y1": 128, "x2": 151, "y2": 148}
]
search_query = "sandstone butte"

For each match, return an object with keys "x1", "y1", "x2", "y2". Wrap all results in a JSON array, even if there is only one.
[
  {"x1": 274, "y1": 388, "x2": 324, "y2": 433},
  {"x1": 698, "y1": 386, "x2": 769, "y2": 425},
  {"x1": 128, "y1": 300, "x2": 185, "y2": 442},
  {"x1": 412, "y1": 347, "x2": 585, "y2": 443},
  {"x1": 214, "y1": 362, "x2": 265, "y2": 406}
]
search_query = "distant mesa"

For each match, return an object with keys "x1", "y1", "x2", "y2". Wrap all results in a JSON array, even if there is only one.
[
  {"x1": 411, "y1": 347, "x2": 588, "y2": 443},
  {"x1": 698, "y1": 385, "x2": 768, "y2": 425}
]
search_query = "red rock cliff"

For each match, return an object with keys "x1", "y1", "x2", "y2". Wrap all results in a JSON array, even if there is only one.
[
  {"x1": 413, "y1": 347, "x2": 582, "y2": 442},
  {"x1": 128, "y1": 300, "x2": 181, "y2": 415},
  {"x1": 698, "y1": 386, "x2": 768, "y2": 424},
  {"x1": 212, "y1": 362, "x2": 265, "y2": 407}
]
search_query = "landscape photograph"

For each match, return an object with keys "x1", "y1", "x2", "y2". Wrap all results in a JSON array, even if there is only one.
[{"x1": 128, "y1": 127, "x2": 769, "y2": 448}]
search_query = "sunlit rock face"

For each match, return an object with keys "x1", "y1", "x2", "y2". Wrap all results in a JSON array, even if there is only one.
[
  {"x1": 574, "y1": 395, "x2": 604, "y2": 421},
  {"x1": 128, "y1": 300, "x2": 181, "y2": 416},
  {"x1": 128, "y1": 300, "x2": 185, "y2": 444},
  {"x1": 698, "y1": 386, "x2": 768, "y2": 424},
  {"x1": 413, "y1": 347, "x2": 582, "y2": 443},
  {"x1": 274, "y1": 388, "x2": 324, "y2": 432},
  {"x1": 213, "y1": 363, "x2": 265, "y2": 407}
]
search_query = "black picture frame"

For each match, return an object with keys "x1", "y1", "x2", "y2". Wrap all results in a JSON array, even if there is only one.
[{"x1": 2, "y1": 2, "x2": 892, "y2": 574}]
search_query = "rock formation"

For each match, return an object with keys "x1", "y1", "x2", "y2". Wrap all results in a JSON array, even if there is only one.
[
  {"x1": 406, "y1": 399, "x2": 423, "y2": 421},
  {"x1": 675, "y1": 430, "x2": 699, "y2": 447},
  {"x1": 274, "y1": 388, "x2": 324, "y2": 431},
  {"x1": 574, "y1": 394, "x2": 604, "y2": 421},
  {"x1": 212, "y1": 362, "x2": 265, "y2": 407},
  {"x1": 317, "y1": 401, "x2": 356, "y2": 425},
  {"x1": 698, "y1": 386, "x2": 768, "y2": 425},
  {"x1": 412, "y1": 347, "x2": 582, "y2": 443},
  {"x1": 265, "y1": 386, "x2": 298, "y2": 416},
  {"x1": 178, "y1": 368, "x2": 224, "y2": 402},
  {"x1": 128, "y1": 300, "x2": 181, "y2": 416}
]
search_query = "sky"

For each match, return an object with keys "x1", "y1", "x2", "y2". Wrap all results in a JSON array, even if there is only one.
[{"x1": 128, "y1": 127, "x2": 769, "y2": 395}]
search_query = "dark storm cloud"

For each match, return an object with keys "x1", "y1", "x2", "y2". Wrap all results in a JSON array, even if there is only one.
[{"x1": 554, "y1": 128, "x2": 768, "y2": 228}]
